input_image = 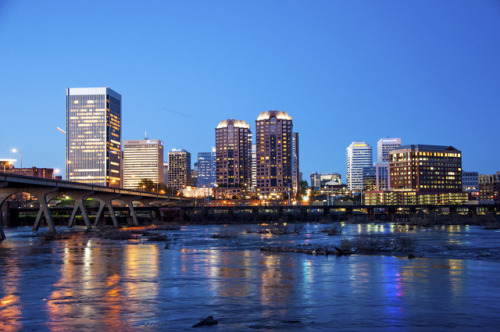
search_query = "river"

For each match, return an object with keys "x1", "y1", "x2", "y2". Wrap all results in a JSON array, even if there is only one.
[{"x1": 1, "y1": 222, "x2": 500, "y2": 331}]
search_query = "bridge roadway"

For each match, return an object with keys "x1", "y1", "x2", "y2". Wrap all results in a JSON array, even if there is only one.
[{"x1": 0, "y1": 173, "x2": 190, "y2": 241}]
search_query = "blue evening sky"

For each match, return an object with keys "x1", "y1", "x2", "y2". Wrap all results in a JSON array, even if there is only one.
[{"x1": 1, "y1": 0, "x2": 499, "y2": 181}]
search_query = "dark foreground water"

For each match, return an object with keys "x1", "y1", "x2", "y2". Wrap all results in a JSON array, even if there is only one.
[{"x1": 1, "y1": 223, "x2": 500, "y2": 331}]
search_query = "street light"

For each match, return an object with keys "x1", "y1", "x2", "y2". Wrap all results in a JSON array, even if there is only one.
[{"x1": 11, "y1": 148, "x2": 22, "y2": 168}]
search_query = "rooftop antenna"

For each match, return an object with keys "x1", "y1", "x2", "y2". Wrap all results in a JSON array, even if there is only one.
[{"x1": 145, "y1": 131, "x2": 148, "y2": 140}]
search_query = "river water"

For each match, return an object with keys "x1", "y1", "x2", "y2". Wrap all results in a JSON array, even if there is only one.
[{"x1": 1, "y1": 222, "x2": 500, "y2": 331}]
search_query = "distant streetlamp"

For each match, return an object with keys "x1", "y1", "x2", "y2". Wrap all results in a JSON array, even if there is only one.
[{"x1": 11, "y1": 148, "x2": 22, "y2": 168}]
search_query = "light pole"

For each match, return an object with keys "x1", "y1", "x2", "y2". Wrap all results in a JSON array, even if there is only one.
[{"x1": 11, "y1": 148, "x2": 22, "y2": 168}]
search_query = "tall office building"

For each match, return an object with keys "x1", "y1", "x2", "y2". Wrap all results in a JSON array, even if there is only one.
[
  {"x1": 167, "y1": 149, "x2": 191, "y2": 190},
  {"x1": 292, "y1": 132, "x2": 300, "y2": 195},
  {"x1": 66, "y1": 87, "x2": 122, "y2": 187},
  {"x1": 377, "y1": 138, "x2": 402, "y2": 162},
  {"x1": 123, "y1": 139, "x2": 164, "y2": 190},
  {"x1": 215, "y1": 119, "x2": 252, "y2": 188},
  {"x1": 197, "y1": 147, "x2": 216, "y2": 188},
  {"x1": 346, "y1": 141, "x2": 373, "y2": 191},
  {"x1": 255, "y1": 110, "x2": 293, "y2": 198},
  {"x1": 389, "y1": 145, "x2": 462, "y2": 192}
]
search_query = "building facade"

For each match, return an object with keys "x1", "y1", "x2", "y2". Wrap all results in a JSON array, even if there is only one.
[
  {"x1": 362, "y1": 166, "x2": 377, "y2": 191},
  {"x1": 215, "y1": 119, "x2": 252, "y2": 191},
  {"x1": 66, "y1": 87, "x2": 122, "y2": 187},
  {"x1": 346, "y1": 141, "x2": 373, "y2": 191},
  {"x1": 389, "y1": 145, "x2": 462, "y2": 192},
  {"x1": 6, "y1": 167, "x2": 55, "y2": 179},
  {"x1": 167, "y1": 149, "x2": 191, "y2": 190},
  {"x1": 292, "y1": 132, "x2": 300, "y2": 195},
  {"x1": 251, "y1": 143, "x2": 257, "y2": 191},
  {"x1": 123, "y1": 139, "x2": 164, "y2": 190},
  {"x1": 462, "y1": 171, "x2": 479, "y2": 193},
  {"x1": 197, "y1": 148, "x2": 216, "y2": 188},
  {"x1": 377, "y1": 138, "x2": 402, "y2": 162},
  {"x1": 255, "y1": 111, "x2": 293, "y2": 199},
  {"x1": 310, "y1": 173, "x2": 341, "y2": 191},
  {"x1": 375, "y1": 162, "x2": 390, "y2": 191},
  {"x1": 479, "y1": 172, "x2": 500, "y2": 202}
]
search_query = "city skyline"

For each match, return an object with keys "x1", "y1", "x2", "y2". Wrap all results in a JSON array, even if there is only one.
[{"x1": 1, "y1": 1, "x2": 499, "y2": 180}]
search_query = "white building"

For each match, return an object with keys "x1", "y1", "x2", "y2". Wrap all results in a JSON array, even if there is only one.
[
  {"x1": 377, "y1": 138, "x2": 402, "y2": 162},
  {"x1": 123, "y1": 139, "x2": 164, "y2": 190},
  {"x1": 347, "y1": 141, "x2": 373, "y2": 191}
]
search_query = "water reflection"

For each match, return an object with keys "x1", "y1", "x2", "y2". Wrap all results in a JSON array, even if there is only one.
[
  {"x1": 0, "y1": 256, "x2": 22, "y2": 332},
  {"x1": 1, "y1": 224, "x2": 500, "y2": 330}
]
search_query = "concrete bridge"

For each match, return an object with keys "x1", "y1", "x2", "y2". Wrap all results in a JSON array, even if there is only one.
[{"x1": 0, "y1": 173, "x2": 190, "y2": 241}]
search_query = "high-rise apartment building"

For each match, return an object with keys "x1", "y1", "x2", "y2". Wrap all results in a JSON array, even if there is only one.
[
  {"x1": 197, "y1": 148, "x2": 216, "y2": 188},
  {"x1": 377, "y1": 138, "x2": 402, "y2": 162},
  {"x1": 255, "y1": 111, "x2": 293, "y2": 199},
  {"x1": 215, "y1": 119, "x2": 252, "y2": 188},
  {"x1": 123, "y1": 139, "x2": 164, "y2": 190},
  {"x1": 167, "y1": 149, "x2": 191, "y2": 190},
  {"x1": 66, "y1": 87, "x2": 122, "y2": 187},
  {"x1": 292, "y1": 132, "x2": 300, "y2": 195},
  {"x1": 389, "y1": 145, "x2": 462, "y2": 192},
  {"x1": 346, "y1": 141, "x2": 373, "y2": 191}
]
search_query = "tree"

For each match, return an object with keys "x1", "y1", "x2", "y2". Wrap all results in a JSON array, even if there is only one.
[
  {"x1": 297, "y1": 180, "x2": 309, "y2": 200},
  {"x1": 137, "y1": 179, "x2": 177, "y2": 195},
  {"x1": 137, "y1": 178, "x2": 156, "y2": 192}
]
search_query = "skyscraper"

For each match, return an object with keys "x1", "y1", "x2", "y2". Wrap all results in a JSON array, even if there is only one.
[
  {"x1": 123, "y1": 139, "x2": 164, "y2": 190},
  {"x1": 167, "y1": 149, "x2": 191, "y2": 190},
  {"x1": 197, "y1": 147, "x2": 216, "y2": 188},
  {"x1": 215, "y1": 119, "x2": 252, "y2": 188},
  {"x1": 377, "y1": 138, "x2": 402, "y2": 162},
  {"x1": 255, "y1": 110, "x2": 293, "y2": 199},
  {"x1": 66, "y1": 87, "x2": 121, "y2": 187},
  {"x1": 346, "y1": 141, "x2": 373, "y2": 191}
]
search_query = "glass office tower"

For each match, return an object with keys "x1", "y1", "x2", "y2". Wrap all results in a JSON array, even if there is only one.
[{"x1": 66, "y1": 87, "x2": 122, "y2": 187}]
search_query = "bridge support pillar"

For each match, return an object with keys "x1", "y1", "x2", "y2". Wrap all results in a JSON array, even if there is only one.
[
  {"x1": 0, "y1": 187, "x2": 59, "y2": 235},
  {"x1": 120, "y1": 197, "x2": 142, "y2": 226},
  {"x1": 33, "y1": 191, "x2": 61, "y2": 231},
  {"x1": 93, "y1": 194, "x2": 121, "y2": 227},
  {"x1": 29, "y1": 188, "x2": 59, "y2": 234},
  {"x1": 66, "y1": 191, "x2": 93, "y2": 230}
]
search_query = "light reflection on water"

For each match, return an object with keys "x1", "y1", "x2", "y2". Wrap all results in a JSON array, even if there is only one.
[{"x1": 1, "y1": 224, "x2": 500, "y2": 330}]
